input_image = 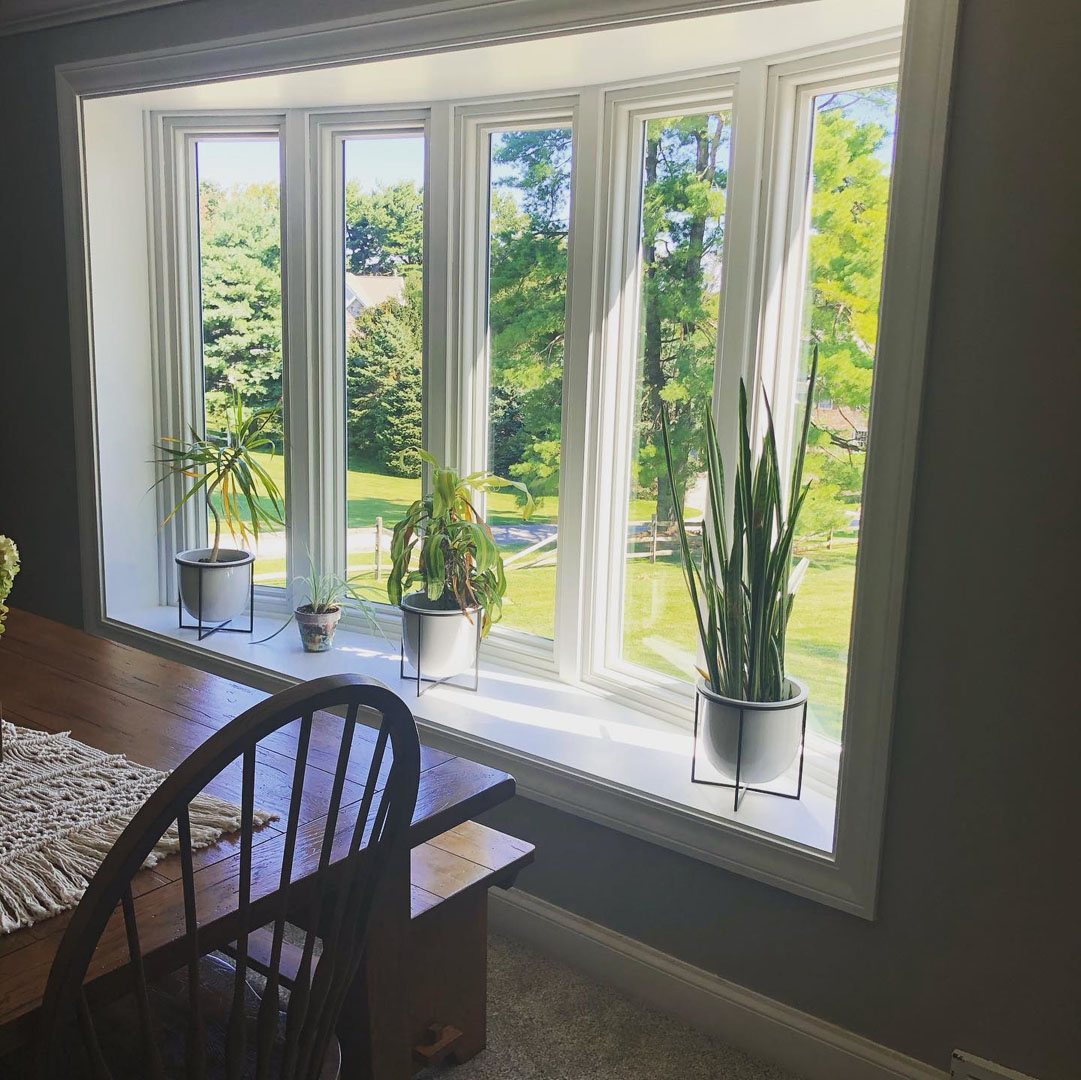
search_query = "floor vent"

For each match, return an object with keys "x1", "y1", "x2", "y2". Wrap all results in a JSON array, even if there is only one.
[{"x1": 951, "y1": 1051, "x2": 1039, "y2": 1080}]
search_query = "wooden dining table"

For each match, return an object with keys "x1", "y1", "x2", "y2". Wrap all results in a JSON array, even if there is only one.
[{"x1": 0, "y1": 609, "x2": 519, "y2": 1079}]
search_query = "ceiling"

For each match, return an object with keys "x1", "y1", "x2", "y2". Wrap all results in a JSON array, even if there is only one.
[{"x1": 90, "y1": 0, "x2": 903, "y2": 115}]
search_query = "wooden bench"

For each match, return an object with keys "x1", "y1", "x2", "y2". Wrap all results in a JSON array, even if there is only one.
[{"x1": 228, "y1": 820, "x2": 534, "y2": 1071}]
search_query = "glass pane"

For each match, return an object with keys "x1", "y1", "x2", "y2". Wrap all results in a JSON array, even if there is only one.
[
  {"x1": 196, "y1": 138, "x2": 285, "y2": 587},
  {"x1": 620, "y1": 111, "x2": 732, "y2": 675},
  {"x1": 342, "y1": 134, "x2": 425, "y2": 603},
  {"x1": 787, "y1": 85, "x2": 899, "y2": 740},
  {"x1": 486, "y1": 127, "x2": 572, "y2": 640}
]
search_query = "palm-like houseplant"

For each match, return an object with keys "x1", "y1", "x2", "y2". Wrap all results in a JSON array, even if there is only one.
[
  {"x1": 154, "y1": 398, "x2": 284, "y2": 627},
  {"x1": 662, "y1": 349, "x2": 818, "y2": 787},
  {"x1": 388, "y1": 450, "x2": 532, "y2": 683}
]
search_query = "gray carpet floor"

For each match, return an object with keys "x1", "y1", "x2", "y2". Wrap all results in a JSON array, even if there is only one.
[{"x1": 417, "y1": 934, "x2": 800, "y2": 1080}]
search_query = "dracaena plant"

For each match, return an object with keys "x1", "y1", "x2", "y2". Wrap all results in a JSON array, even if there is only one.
[
  {"x1": 153, "y1": 397, "x2": 284, "y2": 562},
  {"x1": 387, "y1": 451, "x2": 533, "y2": 636},
  {"x1": 662, "y1": 348, "x2": 818, "y2": 703}
]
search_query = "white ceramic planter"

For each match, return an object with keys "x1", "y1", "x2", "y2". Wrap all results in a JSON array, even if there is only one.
[
  {"x1": 401, "y1": 593, "x2": 481, "y2": 681},
  {"x1": 696, "y1": 676, "x2": 808, "y2": 785},
  {"x1": 175, "y1": 548, "x2": 253, "y2": 625}
]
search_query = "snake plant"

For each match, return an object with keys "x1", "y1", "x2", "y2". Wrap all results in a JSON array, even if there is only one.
[{"x1": 662, "y1": 348, "x2": 818, "y2": 702}]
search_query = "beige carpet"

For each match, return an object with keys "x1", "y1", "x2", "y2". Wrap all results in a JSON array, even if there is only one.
[{"x1": 417, "y1": 933, "x2": 800, "y2": 1080}]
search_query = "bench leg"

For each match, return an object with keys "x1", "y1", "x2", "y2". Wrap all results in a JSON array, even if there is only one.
[
  {"x1": 408, "y1": 889, "x2": 488, "y2": 1069},
  {"x1": 337, "y1": 847, "x2": 413, "y2": 1080}
]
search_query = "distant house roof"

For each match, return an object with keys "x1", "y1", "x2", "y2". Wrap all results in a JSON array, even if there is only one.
[{"x1": 345, "y1": 273, "x2": 406, "y2": 313}]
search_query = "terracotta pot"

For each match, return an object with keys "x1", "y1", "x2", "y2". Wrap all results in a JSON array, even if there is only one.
[{"x1": 294, "y1": 605, "x2": 342, "y2": 652}]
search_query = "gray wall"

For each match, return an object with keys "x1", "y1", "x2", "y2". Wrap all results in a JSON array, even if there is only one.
[{"x1": 2, "y1": 1, "x2": 1078, "y2": 1077}]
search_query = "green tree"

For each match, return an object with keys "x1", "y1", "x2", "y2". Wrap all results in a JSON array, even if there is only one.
[
  {"x1": 806, "y1": 88, "x2": 895, "y2": 422},
  {"x1": 345, "y1": 180, "x2": 424, "y2": 274},
  {"x1": 346, "y1": 275, "x2": 424, "y2": 477},
  {"x1": 343, "y1": 180, "x2": 425, "y2": 477},
  {"x1": 487, "y1": 128, "x2": 572, "y2": 500},
  {"x1": 636, "y1": 112, "x2": 728, "y2": 522},
  {"x1": 198, "y1": 180, "x2": 283, "y2": 436},
  {"x1": 798, "y1": 87, "x2": 897, "y2": 538}
]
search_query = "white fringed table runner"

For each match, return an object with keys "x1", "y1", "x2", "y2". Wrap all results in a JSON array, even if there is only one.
[{"x1": 0, "y1": 719, "x2": 276, "y2": 935}]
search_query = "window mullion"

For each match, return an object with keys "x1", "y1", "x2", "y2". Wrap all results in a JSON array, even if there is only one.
[
  {"x1": 557, "y1": 87, "x2": 604, "y2": 682},
  {"x1": 281, "y1": 109, "x2": 319, "y2": 602},
  {"x1": 452, "y1": 109, "x2": 489, "y2": 483},
  {"x1": 159, "y1": 124, "x2": 205, "y2": 602},
  {"x1": 715, "y1": 61, "x2": 769, "y2": 504},
  {"x1": 427, "y1": 102, "x2": 456, "y2": 472},
  {"x1": 584, "y1": 91, "x2": 640, "y2": 683}
]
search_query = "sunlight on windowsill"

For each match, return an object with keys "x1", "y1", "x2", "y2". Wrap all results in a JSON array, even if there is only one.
[{"x1": 110, "y1": 605, "x2": 839, "y2": 858}]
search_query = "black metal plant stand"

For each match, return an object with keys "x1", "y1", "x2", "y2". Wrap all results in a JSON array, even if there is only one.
[
  {"x1": 178, "y1": 560, "x2": 255, "y2": 641},
  {"x1": 400, "y1": 611, "x2": 482, "y2": 698},
  {"x1": 690, "y1": 692, "x2": 808, "y2": 811}
]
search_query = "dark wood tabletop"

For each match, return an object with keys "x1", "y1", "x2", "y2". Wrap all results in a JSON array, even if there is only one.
[{"x1": 0, "y1": 608, "x2": 516, "y2": 1076}]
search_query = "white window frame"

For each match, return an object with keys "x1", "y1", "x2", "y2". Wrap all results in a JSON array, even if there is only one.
[
  {"x1": 582, "y1": 74, "x2": 739, "y2": 718},
  {"x1": 582, "y1": 43, "x2": 904, "y2": 737},
  {"x1": 146, "y1": 113, "x2": 293, "y2": 609},
  {"x1": 309, "y1": 108, "x2": 432, "y2": 636},
  {"x1": 752, "y1": 43, "x2": 902, "y2": 469},
  {"x1": 59, "y1": 0, "x2": 961, "y2": 918},
  {"x1": 455, "y1": 98, "x2": 578, "y2": 673}
]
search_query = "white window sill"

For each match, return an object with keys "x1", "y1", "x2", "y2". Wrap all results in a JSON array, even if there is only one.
[{"x1": 103, "y1": 605, "x2": 845, "y2": 909}]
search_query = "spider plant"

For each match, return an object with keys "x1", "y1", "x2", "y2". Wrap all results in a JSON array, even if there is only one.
[
  {"x1": 153, "y1": 397, "x2": 284, "y2": 561},
  {"x1": 387, "y1": 450, "x2": 533, "y2": 636},
  {"x1": 295, "y1": 565, "x2": 362, "y2": 614},
  {"x1": 252, "y1": 555, "x2": 384, "y2": 644},
  {"x1": 662, "y1": 348, "x2": 818, "y2": 703}
]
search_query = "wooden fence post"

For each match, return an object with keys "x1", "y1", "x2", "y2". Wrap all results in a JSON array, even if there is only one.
[
  {"x1": 375, "y1": 516, "x2": 383, "y2": 580},
  {"x1": 650, "y1": 515, "x2": 658, "y2": 563}
]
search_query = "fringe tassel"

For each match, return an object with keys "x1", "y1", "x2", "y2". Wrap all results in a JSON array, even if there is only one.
[{"x1": 0, "y1": 720, "x2": 277, "y2": 935}]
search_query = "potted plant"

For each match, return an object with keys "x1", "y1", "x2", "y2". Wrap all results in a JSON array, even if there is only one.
[
  {"x1": 292, "y1": 567, "x2": 353, "y2": 653},
  {"x1": 153, "y1": 398, "x2": 284, "y2": 628},
  {"x1": 387, "y1": 451, "x2": 532, "y2": 683},
  {"x1": 254, "y1": 558, "x2": 383, "y2": 653},
  {"x1": 661, "y1": 350, "x2": 818, "y2": 788}
]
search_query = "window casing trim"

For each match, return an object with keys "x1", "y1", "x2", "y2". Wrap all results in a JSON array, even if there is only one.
[{"x1": 61, "y1": 0, "x2": 962, "y2": 919}]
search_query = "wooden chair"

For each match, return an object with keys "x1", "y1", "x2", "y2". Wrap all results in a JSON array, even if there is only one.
[{"x1": 30, "y1": 673, "x2": 421, "y2": 1080}]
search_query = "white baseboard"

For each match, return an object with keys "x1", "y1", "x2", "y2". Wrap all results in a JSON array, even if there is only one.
[{"x1": 489, "y1": 888, "x2": 946, "y2": 1080}]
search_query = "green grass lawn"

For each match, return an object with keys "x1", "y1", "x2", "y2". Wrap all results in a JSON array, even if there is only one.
[
  {"x1": 494, "y1": 541, "x2": 856, "y2": 739},
  {"x1": 224, "y1": 453, "x2": 670, "y2": 530},
  {"x1": 240, "y1": 452, "x2": 853, "y2": 739}
]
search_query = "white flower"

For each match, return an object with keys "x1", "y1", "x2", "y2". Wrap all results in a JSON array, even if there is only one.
[
  {"x1": 0, "y1": 535, "x2": 18, "y2": 567},
  {"x1": 0, "y1": 535, "x2": 20, "y2": 635}
]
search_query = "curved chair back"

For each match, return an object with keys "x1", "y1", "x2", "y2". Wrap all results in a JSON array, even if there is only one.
[{"x1": 33, "y1": 673, "x2": 421, "y2": 1080}]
